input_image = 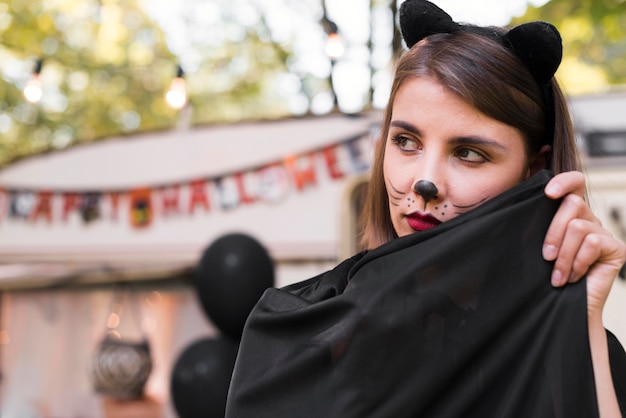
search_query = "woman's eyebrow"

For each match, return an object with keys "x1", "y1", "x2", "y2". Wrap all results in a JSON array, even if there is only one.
[
  {"x1": 390, "y1": 120, "x2": 421, "y2": 135},
  {"x1": 390, "y1": 120, "x2": 509, "y2": 152},
  {"x1": 450, "y1": 136, "x2": 508, "y2": 151}
]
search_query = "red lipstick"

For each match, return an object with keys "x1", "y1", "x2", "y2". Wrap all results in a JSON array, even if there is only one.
[{"x1": 406, "y1": 212, "x2": 442, "y2": 232}]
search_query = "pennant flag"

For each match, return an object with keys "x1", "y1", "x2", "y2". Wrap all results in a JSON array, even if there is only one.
[
  {"x1": 215, "y1": 177, "x2": 240, "y2": 211},
  {"x1": 322, "y1": 145, "x2": 345, "y2": 180},
  {"x1": 161, "y1": 185, "x2": 181, "y2": 217},
  {"x1": 188, "y1": 180, "x2": 210, "y2": 214},
  {"x1": 284, "y1": 153, "x2": 317, "y2": 191},
  {"x1": 109, "y1": 192, "x2": 121, "y2": 221},
  {"x1": 0, "y1": 131, "x2": 373, "y2": 229},
  {"x1": 62, "y1": 193, "x2": 81, "y2": 222},
  {"x1": 30, "y1": 191, "x2": 53, "y2": 223},
  {"x1": 129, "y1": 188, "x2": 153, "y2": 228},
  {"x1": 10, "y1": 192, "x2": 36, "y2": 220},
  {"x1": 255, "y1": 164, "x2": 290, "y2": 204},
  {"x1": 0, "y1": 189, "x2": 9, "y2": 222},
  {"x1": 234, "y1": 172, "x2": 256, "y2": 205},
  {"x1": 81, "y1": 192, "x2": 101, "y2": 224}
]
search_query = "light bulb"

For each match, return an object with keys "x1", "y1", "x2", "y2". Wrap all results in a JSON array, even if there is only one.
[
  {"x1": 166, "y1": 77, "x2": 187, "y2": 109},
  {"x1": 326, "y1": 33, "x2": 345, "y2": 61},
  {"x1": 24, "y1": 74, "x2": 43, "y2": 103}
]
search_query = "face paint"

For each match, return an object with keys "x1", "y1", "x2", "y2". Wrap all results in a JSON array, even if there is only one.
[
  {"x1": 413, "y1": 180, "x2": 438, "y2": 211},
  {"x1": 383, "y1": 76, "x2": 529, "y2": 237},
  {"x1": 413, "y1": 180, "x2": 438, "y2": 201},
  {"x1": 434, "y1": 204, "x2": 449, "y2": 217}
]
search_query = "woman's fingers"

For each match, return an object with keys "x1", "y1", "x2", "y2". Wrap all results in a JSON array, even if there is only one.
[
  {"x1": 550, "y1": 218, "x2": 611, "y2": 286},
  {"x1": 543, "y1": 193, "x2": 600, "y2": 282},
  {"x1": 542, "y1": 172, "x2": 595, "y2": 262},
  {"x1": 581, "y1": 234, "x2": 626, "y2": 315},
  {"x1": 548, "y1": 212, "x2": 626, "y2": 317},
  {"x1": 543, "y1": 171, "x2": 625, "y2": 299},
  {"x1": 544, "y1": 171, "x2": 586, "y2": 200}
]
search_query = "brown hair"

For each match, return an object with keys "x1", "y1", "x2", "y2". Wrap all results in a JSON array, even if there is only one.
[{"x1": 360, "y1": 31, "x2": 581, "y2": 250}]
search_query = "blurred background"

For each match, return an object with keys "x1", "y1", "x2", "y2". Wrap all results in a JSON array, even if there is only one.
[{"x1": 0, "y1": 0, "x2": 625, "y2": 416}]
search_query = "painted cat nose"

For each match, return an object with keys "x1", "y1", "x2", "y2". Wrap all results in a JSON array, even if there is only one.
[{"x1": 413, "y1": 180, "x2": 438, "y2": 203}]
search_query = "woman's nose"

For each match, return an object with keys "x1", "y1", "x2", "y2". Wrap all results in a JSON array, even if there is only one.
[{"x1": 413, "y1": 180, "x2": 439, "y2": 203}]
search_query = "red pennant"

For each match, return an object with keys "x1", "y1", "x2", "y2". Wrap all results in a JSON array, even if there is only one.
[
  {"x1": 0, "y1": 189, "x2": 7, "y2": 222},
  {"x1": 234, "y1": 172, "x2": 256, "y2": 205},
  {"x1": 322, "y1": 145, "x2": 345, "y2": 180},
  {"x1": 284, "y1": 153, "x2": 317, "y2": 191},
  {"x1": 30, "y1": 191, "x2": 53, "y2": 223},
  {"x1": 188, "y1": 179, "x2": 210, "y2": 214},
  {"x1": 109, "y1": 192, "x2": 121, "y2": 221},
  {"x1": 161, "y1": 185, "x2": 181, "y2": 216},
  {"x1": 61, "y1": 193, "x2": 81, "y2": 221}
]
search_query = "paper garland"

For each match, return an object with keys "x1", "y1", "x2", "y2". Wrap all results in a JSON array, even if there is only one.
[{"x1": 0, "y1": 133, "x2": 373, "y2": 229}]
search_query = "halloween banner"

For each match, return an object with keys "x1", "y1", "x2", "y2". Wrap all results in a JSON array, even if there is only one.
[{"x1": 0, "y1": 133, "x2": 372, "y2": 229}]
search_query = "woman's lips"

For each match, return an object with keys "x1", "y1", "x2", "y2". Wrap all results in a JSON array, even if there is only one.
[{"x1": 405, "y1": 212, "x2": 442, "y2": 232}]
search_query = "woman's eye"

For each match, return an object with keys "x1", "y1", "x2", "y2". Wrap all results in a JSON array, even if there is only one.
[
  {"x1": 457, "y1": 148, "x2": 486, "y2": 163},
  {"x1": 391, "y1": 135, "x2": 419, "y2": 151}
]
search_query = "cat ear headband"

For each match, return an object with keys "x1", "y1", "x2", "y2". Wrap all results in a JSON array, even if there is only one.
[{"x1": 398, "y1": 0, "x2": 563, "y2": 86}]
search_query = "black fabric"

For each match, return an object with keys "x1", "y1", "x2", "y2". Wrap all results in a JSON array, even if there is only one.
[{"x1": 226, "y1": 170, "x2": 624, "y2": 417}]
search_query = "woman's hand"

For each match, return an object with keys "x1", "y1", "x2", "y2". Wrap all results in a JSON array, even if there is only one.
[
  {"x1": 543, "y1": 171, "x2": 626, "y2": 417},
  {"x1": 542, "y1": 171, "x2": 626, "y2": 314},
  {"x1": 543, "y1": 171, "x2": 625, "y2": 417}
]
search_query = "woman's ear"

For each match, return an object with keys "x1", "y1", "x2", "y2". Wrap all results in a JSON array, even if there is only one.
[{"x1": 527, "y1": 145, "x2": 552, "y2": 178}]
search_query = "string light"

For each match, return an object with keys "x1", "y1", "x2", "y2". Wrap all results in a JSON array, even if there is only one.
[
  {"x1": 23, "y1": 58, "x2": 44, "y2": 104},
  {"x1": 165, "y1": 65, "x2": 187, "y2": 110},
  {"x1": 326, "y1": 32, "x2": 345, "y2": 61},
  {"x1": 320, "y1": 13, "x2": 343, "y2": 111},
  {"x1": 321, "y1": 17, "x2": 344, "y2": 61},
  {"x1": 10, "y1": 9, "x2": 347, "y2": 110}
]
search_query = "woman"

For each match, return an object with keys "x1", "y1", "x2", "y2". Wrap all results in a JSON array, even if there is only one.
[{"x1": 226, "y1": 1, "x2": 626, "y2": 416}]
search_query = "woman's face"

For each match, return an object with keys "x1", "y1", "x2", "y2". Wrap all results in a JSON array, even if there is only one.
[{"x1": 384, "y1": 76, "x2": 532, "y2": 237}]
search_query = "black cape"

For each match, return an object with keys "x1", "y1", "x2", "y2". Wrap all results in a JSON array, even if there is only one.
[{"x1": 226, "y1": 170, "x2": 626, "y2": 417}]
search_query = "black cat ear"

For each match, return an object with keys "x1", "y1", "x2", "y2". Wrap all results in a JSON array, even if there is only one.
[
  {"x1": 504, "y1": 22, "x2": 563, "y2": 84},
  {"x1": 399, "y1": 0, "x2": 459, "y2": 48},
  {"x1": 398, "y1": 0, "x2": 563, "y2": 85}
]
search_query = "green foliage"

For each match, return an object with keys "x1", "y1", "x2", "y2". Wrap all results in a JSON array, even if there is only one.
[
  {"x1": 512, "y1": 0, "x2": 626, "y2": 94},
  {"x1": 0, "y1": 0, "x2": 293, "y2": 168}
]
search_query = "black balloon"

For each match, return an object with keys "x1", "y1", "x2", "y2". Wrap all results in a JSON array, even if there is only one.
[
  {"x1": 171, "y1": 337, "x2": 239, "y2": 418},
  {"x1": 195, "y1": 233, "x2": 275, "y2": 339}
]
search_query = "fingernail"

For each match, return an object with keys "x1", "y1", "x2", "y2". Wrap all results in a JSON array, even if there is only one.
[
  {"x1": 545, "y1": 184, "x2": 561, "y2": 196},
  {"x1": 551, "y1": 270, "x2": 563, "y2": 287},
  {"x1": 543, "y1": 244, "x2": 557, "y2": 260}
]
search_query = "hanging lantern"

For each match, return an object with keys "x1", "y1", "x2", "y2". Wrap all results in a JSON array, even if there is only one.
[
  {"x1": 92, "y1": 290, "x2": 153, "y2": 400},
  {"x1": 92, "y1": 336, "x2": 153, "y2": 400}
]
